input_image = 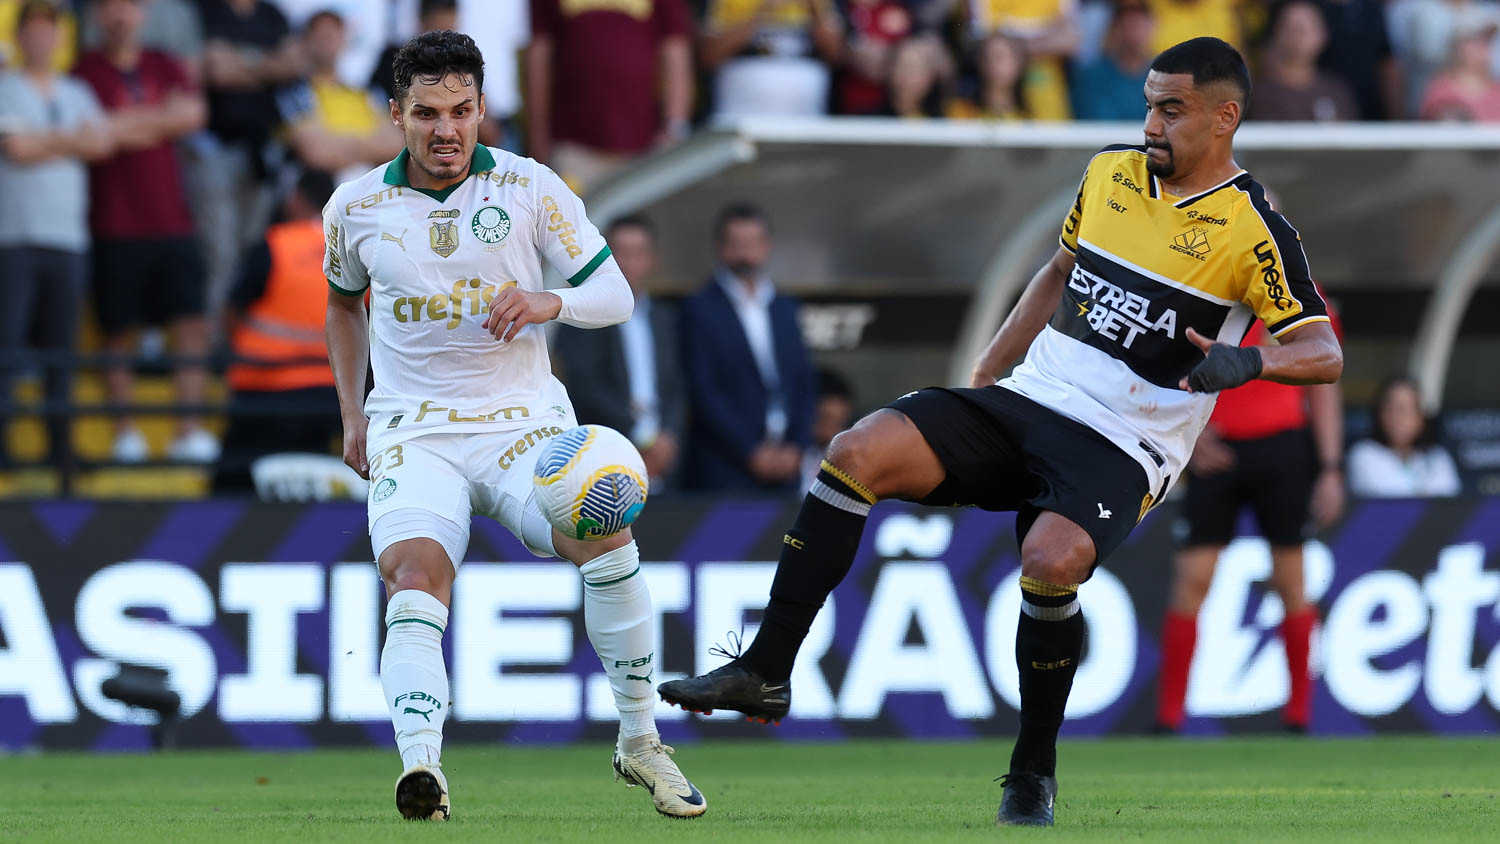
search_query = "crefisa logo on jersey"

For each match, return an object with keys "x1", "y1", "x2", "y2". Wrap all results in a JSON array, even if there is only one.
[{"x1": 472, "y1": 206, "x2": 511, "y2": 248}]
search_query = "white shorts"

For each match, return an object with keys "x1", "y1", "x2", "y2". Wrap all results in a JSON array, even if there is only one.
[{"x1": 366, "y1": 411, "x2": 576, "y2": 566}]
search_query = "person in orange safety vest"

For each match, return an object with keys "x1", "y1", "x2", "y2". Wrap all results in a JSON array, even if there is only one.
[{"x1": 213, "y1": 171, "x2": 343, "y2": 492}]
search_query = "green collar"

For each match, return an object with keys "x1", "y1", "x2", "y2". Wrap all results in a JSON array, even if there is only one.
[{"x1": 382, "y1": 145, "x2": 497, "y2": 202}]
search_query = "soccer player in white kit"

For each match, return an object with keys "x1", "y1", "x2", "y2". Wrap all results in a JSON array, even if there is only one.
[{"x1": 323, "y1": 31, "x2": 705, "y2": 821}]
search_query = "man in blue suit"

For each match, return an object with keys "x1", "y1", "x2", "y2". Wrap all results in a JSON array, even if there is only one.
[{"x1": 681, "y1": 203, "x2": 816, "y2": 492}]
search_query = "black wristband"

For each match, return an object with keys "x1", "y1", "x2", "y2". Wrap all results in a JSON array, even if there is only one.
[{"x1": 1186, "y1": 344, "x2": 1263, "y2": 393}]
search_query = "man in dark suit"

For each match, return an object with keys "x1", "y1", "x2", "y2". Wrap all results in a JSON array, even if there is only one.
[
  {"x1": 554, "y1": 215, "x2": 685, "y2": 489},
  {"x1": 681, "y1": 202, "x2": 816, "y2": 492}
]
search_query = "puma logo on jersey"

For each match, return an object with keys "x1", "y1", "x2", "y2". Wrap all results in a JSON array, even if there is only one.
[
  {"x1": 1097, "y1": 503, "x2": 1112, "y2": 519},
  {"x1": 382, "y1": 230, "x2": 407, "y2": 251}
]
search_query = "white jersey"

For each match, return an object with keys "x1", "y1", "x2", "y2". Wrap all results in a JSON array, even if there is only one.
[{"x1": 325, "y1": 145, "x2": 618, "y2": 438}]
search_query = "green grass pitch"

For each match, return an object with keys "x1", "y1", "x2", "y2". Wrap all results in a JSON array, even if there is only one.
[{"x1": 0, "y1": 737, "x2": 1495, "y2": 842}]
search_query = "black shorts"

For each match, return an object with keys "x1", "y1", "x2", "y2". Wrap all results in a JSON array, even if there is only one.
[
  {"x1": 887, "y1": 385, "x2": 1153, "y2": 566},
  {"x1": 1177, "y1": 427, "x2": 1316, "y2": 548},
  {"x1": 91, "y1": 237, "x2": 206, "y2": 335}
]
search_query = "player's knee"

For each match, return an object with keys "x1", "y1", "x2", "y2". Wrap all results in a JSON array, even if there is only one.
[
  {"x1": 379, "y1": 544, "x2": 455, "y2": 598},
  {"x1": 1172, "y1": 577, "x2": 1211, "y2": 615},
  {"x1": 1020, "y1": 539, "x2": 1094, "y2": 586},
  {"x1": 825, "y1": 412, "x2": 909, "y2": 493},
  {"x1": 824, "y1": 427, "x2": 878, "y2": 485},
  {"x1": 384, "y1": 565, "x2": 450, "y2": 598}
]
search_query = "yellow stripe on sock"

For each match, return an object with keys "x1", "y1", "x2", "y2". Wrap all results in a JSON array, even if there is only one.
[
  {"x1": 1019, "y1": 575, "x2": 1079, "y2": 597},
  {"x1": 820, "y1": 460, "x2": 877, "y2": 504}
]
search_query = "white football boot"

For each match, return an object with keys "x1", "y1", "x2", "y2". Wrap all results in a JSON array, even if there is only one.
[
  {"x1": 394, "y1": 764, "x2": 450, "y2": 821},
  {"x1": 612, "y1": 735, "x2": 707, "y2": 818}
]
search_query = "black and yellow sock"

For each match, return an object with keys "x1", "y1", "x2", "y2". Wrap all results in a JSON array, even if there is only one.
[
  {"x1": 1009, "y1": 576, "x2": 1085, "y2": 777},
  {"x1": 741, "y1": 461, "x2": 876, "y2": 683}
]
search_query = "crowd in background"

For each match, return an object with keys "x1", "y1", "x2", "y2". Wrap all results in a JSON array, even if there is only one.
[{"x1": 0, "y1": 0, "x2": 1484, "y2": 496}]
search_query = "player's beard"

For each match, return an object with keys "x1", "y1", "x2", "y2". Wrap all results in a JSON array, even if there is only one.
[
  {"x1": 418, "y1": 137, "x2": 470, "y2": 181},
  {"x1": 1144, "y1": 141, "x2": 1174, "y2": 178}
]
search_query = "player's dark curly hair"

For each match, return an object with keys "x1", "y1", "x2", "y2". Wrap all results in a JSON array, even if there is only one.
[
  {"x1": 1149, "y1": 36, "x2": 1251, "y2": 107},
  {"x1": 392, "y1": 30, "x2": 484, "y2": 104}
]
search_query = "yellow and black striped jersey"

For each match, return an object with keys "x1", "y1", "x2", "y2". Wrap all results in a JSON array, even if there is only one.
[{"x1": 999, "y1": 144, "x2": 1329, "y2": 504}]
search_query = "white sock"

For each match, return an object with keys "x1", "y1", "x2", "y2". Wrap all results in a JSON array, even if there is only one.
[
  {"x1": 381, "y1": 589, "x2": 449, "y2": 771},
  {"x1": 579, "y1": 541, "x2": 658, "y2": 740}
]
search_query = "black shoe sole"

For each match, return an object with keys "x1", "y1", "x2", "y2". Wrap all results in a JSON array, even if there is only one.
[
  {"x1": 656, "y1": 689, "x2": 783, "y2": 725},
  {"x1": 396, "y1": 771, "x2": 448, "y2": 820}
]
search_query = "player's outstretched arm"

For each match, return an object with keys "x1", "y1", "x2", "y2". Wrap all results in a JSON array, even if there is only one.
[
  {"x1": 326, "y1": 288, "x2": 372, "y2": 478},
  {"x1": 1179, "y1": 321, "x2": 1342, "y2": 393},
  {"x1": 1256, "y1": 321, "x2": 1343, "y2": 385},
  {"x1": 969, "y1": 246, "x2": 1076, "y2": 387}
]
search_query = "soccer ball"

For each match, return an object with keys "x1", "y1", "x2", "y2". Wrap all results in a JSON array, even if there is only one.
[{"x1": 532, "y1": 425, "x2": 649, "y2": 541}]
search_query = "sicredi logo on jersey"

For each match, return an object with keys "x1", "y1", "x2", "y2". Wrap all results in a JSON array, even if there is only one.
[{"x1": 1068, "y1": 265, "x2": 1178, "y2": 349}]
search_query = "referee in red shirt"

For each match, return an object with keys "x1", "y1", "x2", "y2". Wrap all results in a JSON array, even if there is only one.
[{"x1": 1154, "y1": 317, "x2": 1344, "y2": 733}]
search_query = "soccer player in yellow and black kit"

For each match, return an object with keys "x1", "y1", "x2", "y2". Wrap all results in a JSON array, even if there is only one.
[{"x1": 659, "y1": 37, "x2": 1344, "y2": 826}]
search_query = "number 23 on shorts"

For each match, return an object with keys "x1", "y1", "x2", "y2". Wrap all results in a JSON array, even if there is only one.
[{"x1": 369, "y1": 444, "x2": 405, "y2": 484}]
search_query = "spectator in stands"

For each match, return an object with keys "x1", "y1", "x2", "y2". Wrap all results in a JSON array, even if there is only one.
[
  {"x1": 371, "y1": 0, "x2": 455, "y2": 102},
  {"x1": 1394, "y1": 0, "x2": 1500, "y2": 117},
  {"x1": 1419, "y1": 18, "x2": 1500, "y2": 121},
  {"x1": 1348, "y1": 377, "x2": 1462, "y2": 497},
  {"x1": 193, "y1": 0, "x2": 303, "y2": 320},
  {"x1": 801, "y1": 367, "x2": 855, "y2": 490},
  {"x1": 966, "y1": 0, "x2": 1079, "y2": 120},
  {"x1": 699, "y1": 0, "x2": 845, "y2": 119},
  {"x1": 681, "y1": 202, "x2": 816, "y2": 492},
  {"x1": 268, "y1": 0, "x2": 387, "y2": 89},
  {"x1": 882, "y1": 34, "x2": 950, "y2": 117},
  {"x1": 0, "y1": 0, "x2": 78, "y2": 71},
  {"x1": 1071, "y1": 0, "x2": 1155, "y2": 120},
  {"x1": 81, "y1": 0, "x2": 204, "y2": 72},
  {"x1": 947, "y1": 32, "x2": 1030, "y2": 119},
  {"x1": 77, "y1": 0, "x2": 219, "y2": 464},
  {"x1": 0, "y1": 0, "x2": 111, "y2": 469},
  {"x1": 1247, "y1": 0, "x2": 1358, "y2": 122},
  {"x1": 1145, "y1": 0, "x2": 1242, "y2": 56},
  {"x1": 277, "y1": 10, "x2": 402, "y2": 183},
  {"x1": 528, "y1": 0, "x2": 691, "y2": 192},
  {"x1": 554, "y1": 215, "x2": 685, "y2": 492},
  {"x1": 908, "y1": 0, "x2": 964, "y2": 32},
  {"x1": 214, "y1": 170, "x2": 340, "y2": 492},
  {"x1": 1315, "y1": 0, "x2": 1399, "y2": 120},
  {"x1": 839, "y1": 0, "x2": 914, "y2": 115}
]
